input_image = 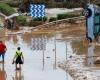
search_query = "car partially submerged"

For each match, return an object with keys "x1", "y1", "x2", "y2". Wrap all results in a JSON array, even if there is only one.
[{"x1": 84, "y1": 4, "x2": 100, "y2": 42}]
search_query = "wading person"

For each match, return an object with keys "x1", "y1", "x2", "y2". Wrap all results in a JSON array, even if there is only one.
[
  {"x1": 12, "y1": 47, "x2": 24, "y2": 70},
  {"x1": 0, "y1": 41, "x2": 7, "y2": 63}
]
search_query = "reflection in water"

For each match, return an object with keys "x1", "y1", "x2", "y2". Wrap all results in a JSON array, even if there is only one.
[
  {"x1": 87, "y1": 44, "x2": 95, "y2": 66},
  {"x1": 71, "y1": 40, "x2": 87, "y2": 55},
  {"x1": 12, "y1": 35, "x2": 18, "y2": 45},
  {"x1": 54, "y1": 33, "x2": 56, "y2": 69},
  {"x1": 0, "y1": 63, "x2": 7, "y2": 80},
  {"x1": 6, "y1": 34, "x2": 18, "y2": 45},
  {"x1": 42, "y1": 42, "x2": 45, "y2": 70},
  {"x1": 22, "y1": 32, "x2": 32, "y2": 46},
  {"x1": 31, "y1": 35, "x2": 47, "y2": 70},
  {"x1": 42, "y1": 35, "x2": 56, "y2": 70},
  {"x1": 31, "y1": 36, "x2": 46, "y2": 51},
  {"x1": 12, "y1": 70, "x2": 24, "y2": 80}
]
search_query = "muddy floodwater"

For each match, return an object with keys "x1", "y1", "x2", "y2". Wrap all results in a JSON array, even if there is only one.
[
  {"x1": 0, "y1": 28, "x2": 74, "y2": 80},
  {"x1": 0, "y1": 24, "x2": 100, "y2": 80}
]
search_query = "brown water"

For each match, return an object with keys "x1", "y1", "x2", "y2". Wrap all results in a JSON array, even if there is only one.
[
  {"x1": 71, "y1": 39, "x2": 100, "y2": 67},
  {"x1": 0, "y1": 25, "x2": 100, "y2": 80},
  {"x1": 0, "y1": 29, "x2": 74, "y2": 80}
]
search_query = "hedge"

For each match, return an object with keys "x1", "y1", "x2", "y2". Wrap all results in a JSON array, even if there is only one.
[
  {"x1": 16, "y1": 16, "x2": 27, "y2": 26},
  {"x1": 0, "y1": 3, "x2": 16, "y2": 16},
  {"x1": 57, "y1": 13, "x2": 80, "y2": 20}
]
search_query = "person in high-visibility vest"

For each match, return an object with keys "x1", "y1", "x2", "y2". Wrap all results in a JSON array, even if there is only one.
[{"x1": 12, "y1": 47, "x2": 24, "y2": 70}]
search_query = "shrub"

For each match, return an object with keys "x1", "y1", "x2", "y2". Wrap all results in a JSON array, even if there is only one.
[
  {"x1": 57, "y1": 13, "x2": 80, "y2": 20},
  {"x1": 49, "y1": 17, "x2": 57, "y2": 22},
  {"x1": 0, "y1": 3, "x2": 16, "y2": 16},
  {"x1": 16, "y1": 16, "x2": 27, "y2": 26}
]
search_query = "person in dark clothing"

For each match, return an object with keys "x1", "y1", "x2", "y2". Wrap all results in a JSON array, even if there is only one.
[{"x1": 12, "y1": 47, "x2": 24, "y2": 70}]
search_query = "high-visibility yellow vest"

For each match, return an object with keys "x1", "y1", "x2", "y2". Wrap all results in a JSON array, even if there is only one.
[{"x1": 15, "y1": 50, "x2": 22, "y2": 58}]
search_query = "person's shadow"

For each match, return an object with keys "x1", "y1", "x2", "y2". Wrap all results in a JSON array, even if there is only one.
[
  {"x1": 0, "y1": 63, "x2": 7, "y2": 80},
  {"x1": 12, "y1": 69, "x2": 24, "y2": 80}
]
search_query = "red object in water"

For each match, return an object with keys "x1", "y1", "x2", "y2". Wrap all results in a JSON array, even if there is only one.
[
  {"x1": 0, "y1": 44, "x2": 6, "y2": 53},
  {"x1": 0, "y1": 70, "x2": 6, "y2": 80}
]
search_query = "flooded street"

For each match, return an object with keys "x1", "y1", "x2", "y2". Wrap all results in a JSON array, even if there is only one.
[
  {"x1": 0, "y1": 0, "x2": 100, "y2": 79},
  {"x1": 0, "y1": 29, "x2": 74, "y2": 80},
  {"x1": 0, "y1": 23, "x2": 100, "y2": 80}
]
